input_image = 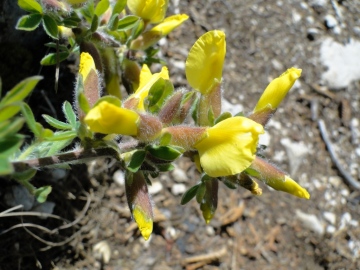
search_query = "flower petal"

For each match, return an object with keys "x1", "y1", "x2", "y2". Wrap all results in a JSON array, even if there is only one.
[
  {"x1": 84, "y1": 101, "x2": 139, "y2": 135},
  {"x1": 254, "y1": 67, "x2": 301, "y2": 112},
  {"x1": 194, "y1": 117, "x2": 264, "y2": 177},
  {"x1": 151, "y1": 14, "x2": 189, "y2": 35},
  {"x1": 186, "y1": 30, "x2": 226, "y2": 94},
  {"x1": 127, "y1": 0, "x2": 168, "y2": 24}
]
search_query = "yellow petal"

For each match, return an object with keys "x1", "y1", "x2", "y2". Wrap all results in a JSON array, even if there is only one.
[
  {"x1": 186, "y1": 30, "x2": 226, "y2": 94},
  {"x1": 128, "y1": 65, "x2": 169, "y2": 111},
  {"x1": 267, "y1": 176, "x2": 310, "y2": 199},
  {"x1": 79, "y1": 52, "x2": 96, "y2": 83},
  {"x1": 194, "y1": 117, "x2": 264, "y2": 177},
  {"x1": 254, "y1": 67, "x2": 302, "y2": 112},
  {"x1": 151, "y1": 14, "x2": 189, "y2": 35},
  {"x1": 84, "y1": 101, "x2": 139, "y2": 135},
  {"x1": 133, "y1": 205, "x2": 153, "y2": 241},
  {"x1": 127, "y1": 0, "x2": 168, "y2": 24}
]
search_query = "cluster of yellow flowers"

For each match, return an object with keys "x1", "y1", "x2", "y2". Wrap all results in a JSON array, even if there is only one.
[{"x1": 76, "y1": 0, "x2": 309, "y2": 240}]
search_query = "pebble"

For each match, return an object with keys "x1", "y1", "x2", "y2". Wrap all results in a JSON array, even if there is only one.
[
  {"x1": 113, "y1": 170, "x2": 125, "y2": 186},
  {"x1": 171, "y1": 167, "x2": 188, "y2": 183},
  {"x1": 148, "y1": 181, "x2": 163, "y2": 195},
  {"x1": 323, "y1": 211, "x2": 336, "y2": 225},
  {"x1": 171, "y1": 183, "x2": 187, "y2": 196},
  {"x1": 328, "y1": 176, "x2": 342, "y2": 188},
  {"x1": 280, "y1": 138, "x2": 308, "y2": 175},
  {"x1": 93, "y1": 241, "x2": 111, "y2": 264},
  {"x1": 32, "y1": 202, "x2": 56, "y2": 219},
  {"x1": 324, "y1": 14, "x2": 337, "y2": 29},
  {"x1": 5, "y1": 185, "x2": 35, "y2": 211},
  {"x1": 326, "y1": 225, "x2": 336, "y2": 235},
  {"x1": 339, "y1": 212, "x2": 351, "y2": 230},
  {"x1": 296, "y1": 210, "x2": 325, "y2": 236}
]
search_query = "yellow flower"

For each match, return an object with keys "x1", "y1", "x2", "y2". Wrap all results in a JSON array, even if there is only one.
[
  {"x1": 194, "y1": 117, "x2": 264, "y2": 177},
  {"x1": 79, "y1": 52, "x2": 96, "y2": 83},
  {"x1": 133, "y1": 206, "x2": 153, "y2": 241},
  {"x1": 186, "y1": 30, "x2": 226, "y2": 94},
  {"x1": 84, "y1": 101, "x2": 139, "y2": 135},
  {"x1": 127, "y1": 0, "x2": 168, "y2": 24},
  {"x1": 130, "y1": 14, "x2": 189, "y2": 50},
  {"x1": 254, "y1": 67, "x2": 302, "y2": 113},
  {"x1": 125, "y1": 64, "x2": 169, "y2": 111}
]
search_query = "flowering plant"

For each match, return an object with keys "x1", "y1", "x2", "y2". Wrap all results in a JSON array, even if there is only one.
[{"x1": 1, "y1": 0, "x2": 309, "y2": 241}]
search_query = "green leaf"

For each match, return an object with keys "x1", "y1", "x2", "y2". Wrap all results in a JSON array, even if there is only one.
[
  {"x1": 44, "y1": 42, "x2": 69, "y2": 51},
  {"x1": 0, "y1": 118, "x2": 25, "y2": 138},
  {"x1": 117, "y1": 15, "x2": 140, "y2": 31},
  {"x1": 80, "y1": 1, "x2": 95, "y2": 23},
  {"x1": 45, "y1": 130, "x2": 77, "y2": 141},
  {"x1": 147, "y1": 145, "x2": 182, "y2": 161},
  {"x1": 0, "y1": 76, "x2": 42, "y2": 106},
  {"x1": 62, "y1": 101, "x2": 77, "y2": 128},
  {"x1": 34, "y1": 186, "x2": 52, "y2": 203},
  {"x1": 21, "y1": 103, "x2": 41, "y2": 136},
  {"x1": 42, "y1": 14, "x2": 59, "y2": 39},
  {"x1": 93, "y1": 95, "x2": 121, "y2": 108},
  {"x1": 146, "y1": 78, "x2": 174, "y2": 113},
  {"x1": 155, "y1": 163, "x2": 175, "y2": 172},
  {"x1": 112, "y1": 0, "x2": 127, "y2": 15},
  {"x1": 130, "y1": 18, "x2": 144, "y2": 40},
  {"x1": 18, "y1": 0, "x2": 43, "y2": 13},
  {"x1": 127, "y1": 150, "x2": 146, "y2": 173},
  {"x1": 108, "y1": 14, "x2": 119, "y2": 31},
  {"x1": 16, "y1": 13, "x2": 42, "y2": 31},
  {"x1": 46, "y1": 138, "x2": 73, "y2": 156},
  {"x1": 159, "y1": 132, "x2": 172, "y2": 146},
  {"x1": 12, "y1": 169, "x2": 37, "y2": 182},
  {"x1": 214, "y1": 112, "x2": 232, "y2": 125},
  {"x1": 0, "y1": 158, "x2": 13, "y2": 176},
  {"x1": 196, "y1": 182, "x2": 206, "y2": 204},
  {"x1": 77, "y1": 92, "x2": 90, "y2": 114},
  {"x1": 40, "y1": 52, "x2": 70, "y2": 65},
  {"x1": 95, "y1": 0, "x2": 109, "y2": 17},
  {"x1": 42, "y1": 114, "x2": 72, "y2": 130},
  {"x1": 181, "y1": 184, "x2": 200, "y2": 205},
  {"x1": 90, "y1": 14, "x2": 99, "y2": 32},
  {"x1": 0, "y1": 104, "x2": 22, "y2": 122},
  {"x1": 222, "y1": 177, "x2": 237, "y2": 189},
  {"x1": 0, "y1": 135, "x2": 24, "y2": 158},
  {"x1": 62, "y1": 18, "x2": 81, "y2": 28}
]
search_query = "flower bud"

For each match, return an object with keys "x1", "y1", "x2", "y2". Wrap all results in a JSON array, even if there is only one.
[
  {"x1": 125, "y1": 171, "x2": 153, "y2": 240},
  {"x1": 158, "y1": 92, "x2": 183, "y2": 124},
  {"x1": 237, "y1": 173, "x2": 262, "y2": 195},
  {"x1": 249, "y1": 157, "x2": 310, "y2": 199},
  {"x1": 127, "y1": 0, "x2": 168, "y2": 24},
  {"x1": 200, "y1": 178, "x2": 218, "y2": 224},
  {"x1": 137, "y1": 114, "x2": 163, "y2": 141},
  {"x1": 162, "y1": 126, "x2": 206, "y2": 150},
  {"x1": 198, "y1": 81, "x2": 222, "y2": 126}
]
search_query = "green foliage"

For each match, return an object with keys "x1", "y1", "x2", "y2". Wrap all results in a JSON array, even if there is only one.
[
  {"x1": 42, "y1": 15, "x2": 59, "y2": 39},
  {"x1": 16, "y1": 13, "x2": 43, "y2": 31},
  {"x1": 18, "y1": 0, "x2": 43, "y2": 14}
]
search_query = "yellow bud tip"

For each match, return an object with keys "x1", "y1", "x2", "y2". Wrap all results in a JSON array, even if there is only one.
[
  {"x1": 133, "y1": 206, "x2": 153, "y2": 241},
  {"x1": 284, "y1": 176, "x2": 310, "y2": 199},
  {"x1": 79, "y1": 52, "x2": 96, "y2": 82}
]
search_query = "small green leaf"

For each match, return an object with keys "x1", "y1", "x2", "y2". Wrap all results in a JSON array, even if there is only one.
[
  {"x1": 155, "y1": 163, "x2": 175, "y2": 172},
  {"x1": 0, "y1": 158, "x2": 13, "y2": 176},
  {"x1": 46, "y1": 138, "x2": 73, "y2": 156},
  {"x1": 222, "y1": 177, "x2": 237, "y2": 189},
  {"x1": 181, "y1": 184, "x2": 200, "y2": 205},
  {"x1": 117, "y1": 15, "x2": 140, "y2": 31},
  {"x1": 62, "y1": 18, "x2": 81, "y2": 28},
  {"x1": 112, "y1": 0, "x2": 127, "y2": 15},
  {"x1": 130, "y1": 19, "x2": 144, "y2": 40},
  {"x1": 12, "y1": 169, "x2": 37, "y2": 182},
  {"x1": 42, "y1": 114, "x2": 72, "y2": 130},
  {"x1": 196, "y1": 182, "x2": 206, "y2": 204},
  {"x1": 214, "y1": 112, "x2": 232, "y2": 125},
  {"x1": 127, "y1": 150, "x2": 146, "y2": 173},
  {"x1": 62, "y1": 101, "x2": 77, "y2": 128},
  {"x1": 34, "y1": 186, "x2": 52, "y2": 203},
  {"x1": 93, "y1": 95, "x2": 121, "y2": 108},
  {"x1": 0, "y1": 118, "x2": 25, "y2": 138},
  {"x1": 147, "y1": 145, "x2": 182, "y2": 161},
  {"x1": 95, "y1": 0, "x2": 109, "y2": 17},
  {"x1": 80, "y1": 1, "x2": 95, "y2": 23},
  {"x1": 45, "y1": 130, "x2": 77, "y2": 141},
  {"x1": 18, "y1": 0, "x2": 43, "y2": 13},
  {"x1": 159, "y1": 132, "x2": 172, "y2": 146},
  {"x1": 0, "y1": 104, "x2": 22, "y2": 122},
  {"x1": 42, "y1": 14, "x2": 59, "y2": 39},
  {"x1": 44, "y1": 42, "x2": 69, "y2": 51},
  {"x1": 0, "y1": 135, "x2": 24, "y2": 158},
  {"x1": 0, "y1": 76, "x2": 42, "y2": 106},
  {"x1": 16, "y1": 13, "x2": 42, "y2": 31},
  {"x1": 77, "y1": 92, "x2": 90, "y2": 114},
  {"x1": 21, "y1": 103, "x2": 41, "y2": 136},
  {"x1": 108, "y1": 14, "x2": 119, "y2": 31},
  {"x1": 90, "y1": 14, "x2": 99, "y2": 32},
  {"x1": 147, "y1": 78, "x2": 174, "y2": 113},
  {"x1": 40, "y1": 52, "x2": 70, "y2": 65}
]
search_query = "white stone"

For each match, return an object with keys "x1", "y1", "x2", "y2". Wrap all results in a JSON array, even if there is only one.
[
  {"x1": 171, "y1": 183, "x2": 187, "y2": 196},
  {"x1": 328, "y1": 176, "x2": 342, "y2": 188},
  {"x1": 296, "y1": 210, "x2": 325, "y2": 236},
  {"x1": 326, "y1": 225, "x2": 336, "y2": 234},
  {"x1": 222, "y1": 99, "x2": 244, "y2": 116},
  {"x1": 323, "y1": 211, "x2": 336, "y2": 225},
  {"x1": 148, "y1": 181, "x2": 163, "y2": 195},
  {"x1": 320, "y1": 38, "x2": 360, "y2": 89},
  {"x1": 171, "y1": 167, "x2": 188, "y2": 183},
  {"x1": 280, "y1": 138, "x2": 308, "y2": 175},
  {"x1": 113, "y1": 170, "x2": 125, "y2": 186},
  {"x1": 259, "y1": 132, "x2": 271, "y2": 147},
  {"x1": 339, "y1": 212, "x2": 352, "y2": 230},
  {"x1": 324, "y1": 14, "x2": 338, "y2": 29},
  {"x1": 93, "y1": 241, "x2": 111, "y2": 264}
]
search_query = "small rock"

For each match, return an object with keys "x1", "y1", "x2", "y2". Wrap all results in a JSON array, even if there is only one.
[
  {"x1": 280, "y1": 138, "x2": 308, "y2": 175},
  {"x1": 324, "y1": 14, "x2": 338, "y2": 29},
  {"x1": 296, "y1": 210, "x2": 325, "y2": 236},
  {"x1": 259, "y1": 132, "x2": 271, "y2": 147},
  {"x1": 5, "y1": 185, "x2": 35, "y2": 211},
  {"x1": 206, "y1": 226, "x2": 215, "y2": 236},
  {"x1": 323, "y1": 211, "x2": 336, "y2": 225},
  {"x1": 32, "y1": 202, "x2": 56, "y2": 219},
  {"x1": 148, "y1": 181, "x2": 163, "y2": 195},
  {"x1": 113, "y1": 170, "x2": 125, "y2": 186},
  {"x1": 50, "y1": 169, "x2": 68, "y2": 181},
  {"x1": 328, "y1": 176, "x2": 342, "y2": 188},
  {"x1": 307, "y1": 28, "x2": 320, "y2": 41},
  {"x1": 171, "y1": 183, "x2": 186, "y2": 196},
  {"x1": 326, "y1": 225, "x2": 336, "y2": 235},
  {"x1": 171, "y1": 167, "x2": 188, "y2": 183},
  {"x1": 339, "y1": 212, "x2": 351, "y2": 230},
  {"x1": 93, "y1": 240, "x2": 111, "y2": 264}
]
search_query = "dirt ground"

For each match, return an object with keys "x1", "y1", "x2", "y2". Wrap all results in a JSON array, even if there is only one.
[{"x1": 1, "y1": 0, "x2": 360, "y2": 269}]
